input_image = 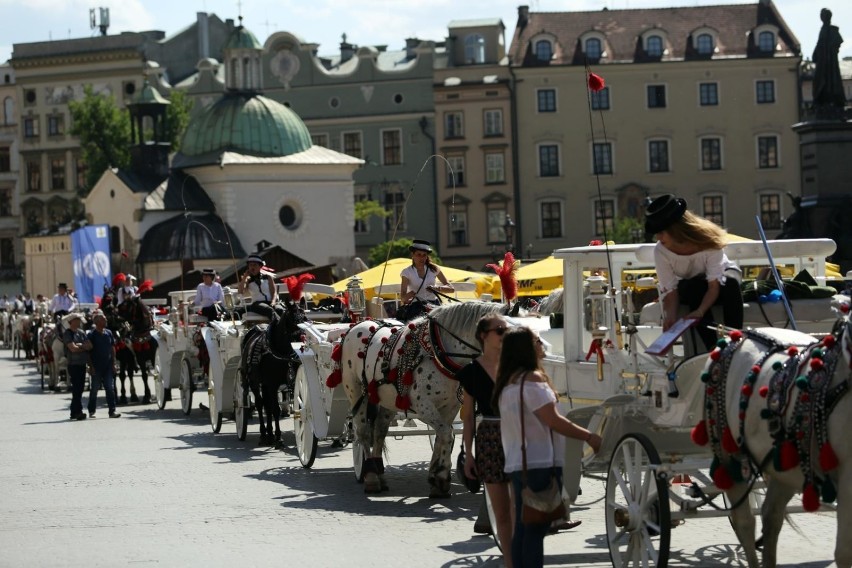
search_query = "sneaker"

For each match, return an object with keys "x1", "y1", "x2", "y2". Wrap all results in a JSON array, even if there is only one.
[
  {"x1": 109, "y1": 412, "x2": 121, "y2": 418},
  {"x1": 71, "y1": 413, "x2": 87, "y2": 421},
  {"x1": 88, "y1": 412, "x2": 96, "y2": 419}
]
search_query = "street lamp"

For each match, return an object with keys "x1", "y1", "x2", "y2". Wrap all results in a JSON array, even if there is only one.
[{"x1": 504, "y1": 214, "x2": 515, "y2": 253}]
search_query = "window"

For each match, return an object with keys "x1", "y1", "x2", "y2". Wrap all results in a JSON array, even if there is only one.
[
  {"x1": 537, "y1": 89, "x2": 556, "y2": 113},
  {"x1": 47, "y1": 115, "x2": 64, "y2": 137},
  {"x1": 758, "y1": 135, "x2": 779, "y2": 168},
  {"x1": 26, "y1": 160, "x2": 40, "y2": 192},
  {"x1": 702, "y1": 195, "x2": 724, "y2": 226},
  {"x1": 449, "y1": 210, "x2": 468, "y2": 246},
  {"x1": 464, "y1": 34, "x2": 485, "y2": 64},
  {"x1": 701, "y1": 138, "x2": 722, "y2": 171},
  {"x1": 51, "y1": 157, "x2": 66, "y2": 190},
  {"x1": 110, "y1": 226, "x2": 120, "y2": 253},
  {"x1": 342, "y1": 131, "x2": 362, "y2": 159},
  {"x1": 3, "y1": 97, "x2": 14, "y2": 125},
  {"x1": 758, "y1": 31, "x2": 775, "y2": 53},
  {"x1": 590, "y1": 87, "x2": 610, "y2": 110},
  {"x1": 585, "y1": 38, "x2": 602, "y2": 61},
  {"x1": 485, "y1": 153, "x2": 505, "y2": 183},
  {"x1": 445, "y1": 111, "x2": 464, "y2": 138},
  {"x1": 23, "y1": 116, "x2": 38, "y2": 139},
  {"x1": 381, "y1": 129, "x2": 402, "y2": 165},
  {"x1": 0, "y1": 147, "x2": 9, "y2": 172},
  {"x1": 311, "y1": 133, "x2": 328, "y2": 147},
  {"x1": 0, "y1": 188, "x2": 10, "y2": 217},
  {"x1": 593, "y1": 143, "x2": 612, "y2": 174},
  {"x1": 699, "y1": 82, "x2": 718, "y2": 106},
  {"x1": 384, "y1": 190, "x2": 406, "y2": 232},
  {"x1": 759, "y1": 194, "x2": 781, "y2": 230},
  {"x1": 756, "y1": 80, "x2": 775, "y2": 104},
  {"x1": 0, "y1": 238, "x2": 14, "y2": 267},
  {"x1": 483, "y1": 109, "x2": 503, "y2": 136},
  {"x1": 538, "y1": 144, "x2": 559, "y2": 177},
  {"x1": 446, "y1": 156, "x2": 465, "y2": 187},
  {"x1": 647, "y1": 85, "x2": 666, "y2": 108},
  {"x1": 354, "y1": 191, "x2": 369, "y2": 234},
  {"x1": 540, "y1": 202, "x2": 562, "y2": 238},
  {"x1": 646, "y1": 35, "x2": 663, "y2": 57},
  {"x1": 534, "y1": 40, "x2": 552, "y2": 62},
  {"x1": 696, "y1": 33, "x2": 714, "y2": 55},
  {"x1": 487, "y1": 209, "x2": 508, "y2": 243},
  {"x1": 75, "y1": 157, "x2": 88, "y2": 190},
  {"x1": 594, "y1": 200, "x2": 615, "y2": 236},
  {"x1": 648, "y1": 140, "x2": 670, "y2": 173}
]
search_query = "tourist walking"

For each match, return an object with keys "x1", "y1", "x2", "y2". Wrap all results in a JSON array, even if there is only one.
[
  {"x1": 63, "y1": 313, "x2": 91, "y2": 421},
  {"x1": 86, "y1": 310, "x2": 120, "y2": 419}
]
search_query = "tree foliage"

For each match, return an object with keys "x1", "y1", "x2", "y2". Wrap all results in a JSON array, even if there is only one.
[
  {"x1": 368, "y1": 238, "x2": 442, "y2": 267},
  {"x1": 164, "y1": 89, "x2": 194, "y2": 153},
  {"x1": 354, "y1": 199, "x2": 389, "y2": 223},
  {"x1": 610, "y1": 216, "x2": 647, "y2": 244}
]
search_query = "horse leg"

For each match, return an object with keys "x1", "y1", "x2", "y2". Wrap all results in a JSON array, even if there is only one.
[
  {"x1": 266, "y1": 383, "x2": 283, "y2": 449},
  {"x1": 140, "y1": 358, "x2": 151, "y2": 404},
  {"x1": 252, "y1": 381, "x2": 268, "y2": 445},
  {"x1": 726, "y1": 481, "x2": 761, "y2": 568},
  {"x1": 372, "y1": 407, "x2": 394, "y2": 491},
  {"x1": 758, "y1": 479, "x2": 795, "y2": 568},
  {"x1": 117, "y1": 362, "x2": 127, "y2": 404},
  {"x1": 834, "y1": 465, "x2": 852, "y2": 568},
  {"x1": 358, "y1": 404, "x2": 386, "y2": 494}
]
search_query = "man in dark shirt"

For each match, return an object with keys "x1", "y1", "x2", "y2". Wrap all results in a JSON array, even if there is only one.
[
  {"x1": 86, "y1": 310, "x2": 120, "y2": 419},
  {"x1": 63, "y1": 313, "x2": 92, "y2": 421}
]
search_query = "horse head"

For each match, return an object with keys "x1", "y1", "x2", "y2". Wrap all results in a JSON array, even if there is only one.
[{"x1": 267, "y1": 299, "x2": 306, "y2": 355}]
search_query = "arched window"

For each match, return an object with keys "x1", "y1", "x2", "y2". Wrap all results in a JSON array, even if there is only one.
[
  {"x1": 3, "y1": 97, "x2": 13, "y2": 125},
  {"x1": 535, "y1": 40, "x2": 552, "y2": 62},
  {"x1": 464, "y1": 34, "x2": 485, "y2": 64},
  {"x1": 696, "y1": 33, "x2": 714, "y2": 55},
  {"x1": 646, "y1": 35, "x2": 663, "y2": 57},
  {"x1": 758, "y1": 31, "x2": 775, "y2": 53},
  {"x1": 585, "y1": 38, "x2": 602, "y2": 60},
  {"x1": 110, "y1": 226, "x2": 121, "y2": 254}
]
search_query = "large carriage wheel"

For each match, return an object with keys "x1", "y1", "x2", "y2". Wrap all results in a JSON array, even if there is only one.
[
  {"x1": 292, "y1": 365, "x2": 317, "y2": 468},
  {"x1": 352, "y1": 437, "x2": 367, "y2": 483},
  {"x1": 154, "y1": 350, "x2": 167, "y2": 410},
  {"x1": 485, "y1": 489, "x2": 501, "y2": 552},
  {"x1": 12, "y1": 331, "x2": 20, "y2": 360},
  {"x1": 179, "y1": 358, "x2": 193, "y2": 416},
  {"x1": 234, "y1": 369, "x2": 249, "y2": 441},
  {"x1": 606, "y1": 433, "x2": 671, "y2": 568},
  {"x1": 208, "y1": 373, "x2": 222, "y2": 433}
]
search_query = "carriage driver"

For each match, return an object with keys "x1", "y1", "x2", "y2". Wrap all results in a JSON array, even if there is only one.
[
  {"x1": 194, "y1": 268, "x2": 225, "y2": 321},
  {"x1": 238, "y1": 255, "x2": 281, "y2": 320},
  {"x1": 116, "y1": 274, "x2": 138, "y2": 306},
  {"x1": 49, "y1": 283, "x2": 78, "y2": 320}
]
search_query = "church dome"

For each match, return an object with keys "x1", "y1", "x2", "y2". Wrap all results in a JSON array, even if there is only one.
[{"x1": 180, "y1": 92, "x2": 312, "y2": 158}]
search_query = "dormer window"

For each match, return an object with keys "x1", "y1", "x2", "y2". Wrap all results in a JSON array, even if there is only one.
[
  {"x1": 696, "y1": 33, "x2": 714, "y2": 55},
  {"x1": 758, "y1": 31, "x2": 775, "y2": 53},
  {"x1": 464, "y1": 34, "x2": 485, "y2": 64},
  {"x1": 535, "y1": 40, "x2": 553, "y2": 62},
  {"x1": 585, "y1": 38, "x2": 602, "y2": 61},
  {"x1": 646, "y1": 35, "x2": 663, "y2": 57}
]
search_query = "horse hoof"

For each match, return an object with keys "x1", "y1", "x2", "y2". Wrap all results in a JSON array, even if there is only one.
[
  {"x1": 428, "y1": 487, "x2": 451, "y2": 499},
  {"x1": 130, "y1": 394, "x2": 139, "y2": 403},
  {"x1": 118, "y1": 396, "x2": 127, "y2": 405},
  {"x1": 142, "y1": 395, "x2": 151, "y2": 404},
  {"x1": 364, "y1": 482, "x2": 382, "y2": 494}
]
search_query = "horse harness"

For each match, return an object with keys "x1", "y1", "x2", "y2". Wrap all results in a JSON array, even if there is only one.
[{"x1": 700, "y1": 322, "x2": 850, "y2": 511}]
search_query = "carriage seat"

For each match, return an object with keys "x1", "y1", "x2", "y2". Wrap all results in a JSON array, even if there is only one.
[
  {"x1": 241, "y1": 312, "x2": 269, "y2": 323},
  {"x1": 639, "y1": 296, "x2": 840, "y2": 329}
]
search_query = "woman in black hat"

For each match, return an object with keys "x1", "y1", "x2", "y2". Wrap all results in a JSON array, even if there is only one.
[
  {"x1": 398, "y1": 240, "x2": 453, "y2": 321},
  {"x1": 194, "y1": 268, "x2": 224, "y2": 321},
  {"x1": 239, "y1": 255, "x2": 280, "y2": 319},
  {"x1": 645, "y1": 194, "x2": 743, "y2": 351}
]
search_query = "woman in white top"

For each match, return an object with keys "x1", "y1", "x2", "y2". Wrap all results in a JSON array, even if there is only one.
[
  {"x1": 646, "y1": 194, "x2": 743, "y2": 351},
  {"x1": 239, "y1": 255, "x2": 279, "y2": 320},
  {"x1": 398, "y1": 239, "x2": 453, "y2": 321},
  {"x1": 194, "y1": 268, "x2": 224, "y2": 320},
  {"x1": 493, "y1": 327, "x2": 601, "y2": 568}
]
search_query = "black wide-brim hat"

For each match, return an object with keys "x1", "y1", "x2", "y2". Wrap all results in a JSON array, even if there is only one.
[
  {"x1": 645, "y1": 194, "x2": 687, "y2": 235},
  {"x1": 409, "y1": 239, "x2": 433, "y2": 253}
]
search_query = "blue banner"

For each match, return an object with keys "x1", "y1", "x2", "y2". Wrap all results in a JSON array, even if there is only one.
[{"x1": 71, "y1": 225, "x2": 112, "y2": 304}]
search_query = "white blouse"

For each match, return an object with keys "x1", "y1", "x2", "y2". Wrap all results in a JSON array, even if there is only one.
[
  {"x1": 400, "y1": 264, "x2": 441, "y2": 302},
  {"x1": 654, "y1": 242, "x2": 736, "y2": 299},
  {"x1": 499, "y1": 379, "x2": 565, "y2": 473}
]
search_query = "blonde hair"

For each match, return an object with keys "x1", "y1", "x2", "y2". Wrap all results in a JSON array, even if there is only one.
[{"x1": 665, "y1": 210, "x2": 727, "y2": 250}]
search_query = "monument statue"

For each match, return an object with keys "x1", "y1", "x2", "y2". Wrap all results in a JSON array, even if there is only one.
[{"x1": 812, "y1": 8, "x2": 846, "y2": 110}]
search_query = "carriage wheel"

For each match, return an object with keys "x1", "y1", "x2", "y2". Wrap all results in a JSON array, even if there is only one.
[
  {"x1": 154, "y1": 351, "x2": 167, "y2": 410},
  {"x1": 12, "y1": 332, "x2": 19, "y2": 360},
  {"x1": 208, "y1": 374, "x2": 222, "y2": 433},
  {"x1": 39, "y1": 353, "x2": 45, "y2": 390},
  {"x1": 606, "y1": 433, "x2": 671, "y2": 568},
  {"x1": 179, "y1": 358, "x2": 193, "y2": 416},
  {"x1": 485, "y1": 488, "x2": 501, "y2": 551},
  {"x1": 234, "y1": 370, "x2": 249, "y2": 441},
  {"x1": 292, "y1": 365, "x2": 317, "y2": 468},
  {"x1": 352, "y1": 437, "x2": 367, "y2": 483}
]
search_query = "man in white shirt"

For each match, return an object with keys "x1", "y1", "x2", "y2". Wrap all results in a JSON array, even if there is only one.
[
  {"x1": 194, "y1": 268, "x2": 225, "y2": 320},
  {"x1": 49, "y1": 283, "x2": 77, "y2": 319}
]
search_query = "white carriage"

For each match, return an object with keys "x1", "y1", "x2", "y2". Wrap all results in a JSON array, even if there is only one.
[{"x1": 517, "y1": 238, "x2": 842, "y2": 566}]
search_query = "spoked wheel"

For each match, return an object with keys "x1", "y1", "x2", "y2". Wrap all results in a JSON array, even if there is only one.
[
  {"x1": 234, "y1": 370, "x2": 249, "y2": 441},
  {"x1": 605, "y1": 432, "x2": 671, "y2": 568},
  {"x1": 154, "y1": 351, "x2": 166, "y2": 410},
  {"x1": 292, "y1": 366, "x2": 317, "y2": 468},
  {"x1": 179, "y1": 358, "x2": 193, "y2": 416},
  {"x1": 209, "y1": 373, "x2": 222, "y2": 433},
  {"x1": 485, "y1": 489, "x2": 501, "y2": 552},
  {"x1": 352, "y1": 437, "x2": 367, "y2": 483}
]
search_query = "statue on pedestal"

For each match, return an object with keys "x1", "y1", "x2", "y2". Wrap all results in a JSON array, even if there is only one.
[{"x1": 812, "y1": 8, "x2": 846, "y2": 111}]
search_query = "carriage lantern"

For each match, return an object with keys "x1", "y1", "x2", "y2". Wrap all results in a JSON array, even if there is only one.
[
  {"x1": 222, "y1": 287, "x2": 235, "y2": 311},
  {"x1": 346, "y1": 275, "x2": 366, "y2": 320},
  {"x1": 584, "y1": 275, "x2": 609, "y2": 332}
]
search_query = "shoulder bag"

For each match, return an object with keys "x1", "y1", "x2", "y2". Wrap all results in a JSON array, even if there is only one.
[
  {"x1": 519, "y1": 373, "x2": 566, "y2": 525},
  {"x1": 396, "y1": 269, "x2": 428, "y2": 322}
]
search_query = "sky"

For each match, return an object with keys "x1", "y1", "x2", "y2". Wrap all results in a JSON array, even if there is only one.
[{"x1": 1, "y1": 0, "x2": 850, "y2": 66}]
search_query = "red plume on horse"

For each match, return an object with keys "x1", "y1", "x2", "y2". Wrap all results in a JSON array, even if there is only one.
[
  {"x1": 282, "y1": 273, "x2": 315, "y2": 302},
  {"x1": 136, "y1": 279, "x2": 155, "y2": 295},
  {"x1": 486, "y1": 251, "x2": 519, "y2": 304}
]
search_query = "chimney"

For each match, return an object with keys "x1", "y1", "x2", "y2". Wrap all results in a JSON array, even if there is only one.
[
  {"x1": 518, "y1": 5, "x2": 530, "y2": 28},
  {"x1": 405, "y1": 37, "x2": 420, "y2": 60},
  {"x1": 197, "y1": 12, "x2": 210, "y2": 59},
  {"x1": 340, "y1": 33, "x2": 356, "y2": 63}
]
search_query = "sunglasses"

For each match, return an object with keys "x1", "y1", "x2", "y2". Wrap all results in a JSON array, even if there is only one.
[{"x1": 485, "y1": 326, "x2": 507, "y2": 336}]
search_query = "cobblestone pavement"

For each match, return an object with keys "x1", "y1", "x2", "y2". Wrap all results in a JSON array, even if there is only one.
[{"x1": 0, "y1": 354, "x2": 836, "y2": 568}]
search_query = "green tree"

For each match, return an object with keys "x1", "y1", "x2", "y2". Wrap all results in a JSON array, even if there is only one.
[
  {"x1": 368, "y1": 238, "x2": 442, "y2": 266},
  {"x1": 164, "y1": 89, "x2": 193, "y2": 153},
  {"x1": 610, "y1": 216, "x2": 647, "y2": 244},
  {"x1": 354, "y1": 199, "x2": 389, "y2": 227},
  {"x1": 69, "y1": 85, "x2": 131, "y2": 193}
]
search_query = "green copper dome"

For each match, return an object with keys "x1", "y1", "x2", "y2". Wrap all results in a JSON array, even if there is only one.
[
  {"x1": 180, "y1": 93, "x2": 312, "y2": 158},
  {"x1": 224, "y1": 25, "x2": 262, "y2": 50}
]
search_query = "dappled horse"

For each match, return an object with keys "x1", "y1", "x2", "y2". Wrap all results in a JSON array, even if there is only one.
[
  {"x1": 13, "y1": 314, "x2": 34, "y2": 359},
  {"x1": 331, "y1": 301, "x2": 505, "y2": 496},
  {"x1": 697, "y1": 311, "x2": 852, "y2": 568},
  {"x1": 240, "y1": 300, "x2": 306, "y2": 446},
  {"x1": 115, "y1": 296, "x2": 158, "y2": 404}
]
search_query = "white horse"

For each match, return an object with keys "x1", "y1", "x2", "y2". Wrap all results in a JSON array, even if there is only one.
[
  {"x1": 333, "y1": 301, "x2": 505, "y2": 496},
  {"x1": 697, "y1": 313, "x2": 851, "y2": 568}
]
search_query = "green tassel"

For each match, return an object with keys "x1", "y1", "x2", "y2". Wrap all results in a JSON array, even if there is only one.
[
  {"x1": 822, "y1": 479, "x2": 837, "y2": 503},
  {"x1": 812, "y1": 348, "x2": 823, "y2": 359},
  {"x1": 700, "y1": 372, "x2": 710, "y2": 383},
  {"x1": 795, "y1": 376, "x2": 809, "y2": 390},
  {"x1": 717, "y1": 338, "x2": 728, "y2": 348},
  {"x1": 772, "y1": 361, "x2": 783, "y2": 371}
]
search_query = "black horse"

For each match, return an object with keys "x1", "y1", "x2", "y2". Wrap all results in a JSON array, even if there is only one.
[
  {"x1": 240, "y1": 300, "x2": 306, "y2": 446},
  {"x1": 115, "y1": 296, "x2": 158, "y2": 404}
]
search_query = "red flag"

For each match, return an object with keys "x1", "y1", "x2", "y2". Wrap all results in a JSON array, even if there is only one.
[{"x1": 588, "y1": 72, "x2": 605, "y2": 92}]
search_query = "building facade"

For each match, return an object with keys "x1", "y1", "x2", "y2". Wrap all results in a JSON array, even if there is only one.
[
  {"x1": 0, "y1": 65, "x2": 21, "y2": 295},
  {"x1": 508, "y1": 0, "x2": 802, "y2": 250}
]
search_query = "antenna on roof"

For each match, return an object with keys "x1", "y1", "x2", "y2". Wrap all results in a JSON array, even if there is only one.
[{"x1": 89, "y1": 7, "x2": 110, "y2": 36}]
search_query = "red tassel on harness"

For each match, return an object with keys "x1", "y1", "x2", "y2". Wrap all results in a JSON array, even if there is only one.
[
  {"x1": 395, "y1": 395, "x2": 411, "y2": 411},
  {"x1": 387, "y1": 368, "x2": 399, "y2": 383},
  {"x1": 367, "y1": 380, "x2": 380, "y2": 404},
  {"x1": 325, "y1": 369, "x2": 342, "y2": 388},
  {"x1": 330, "y1": 343, "x2": 342, "y2": 362},
  {"x1": 691, "y1": 420, "x2": 709, "y2": 446},
  {"x1": 819, "y1": 442, "x2": 840, "y2": 472},
  {"x1": 712, "y1": 465, "x2": 734, "y2": 490},
  {"x1": 779, "y1": 440, "x2": 799, "y2": 471},
  {"x1": 402, "y1": 370, "x2": 414, "y2": 385},
  {"x1": 802, "y1": 483, "x2": 821, "y2": 512},
  {"x1": 722, "y1": 426, "x2": 738, "y2": 454}
]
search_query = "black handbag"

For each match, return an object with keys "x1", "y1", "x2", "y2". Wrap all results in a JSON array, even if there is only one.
[{"x1": 455, "y1": 448, "x2": 481, "y2": 494}]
